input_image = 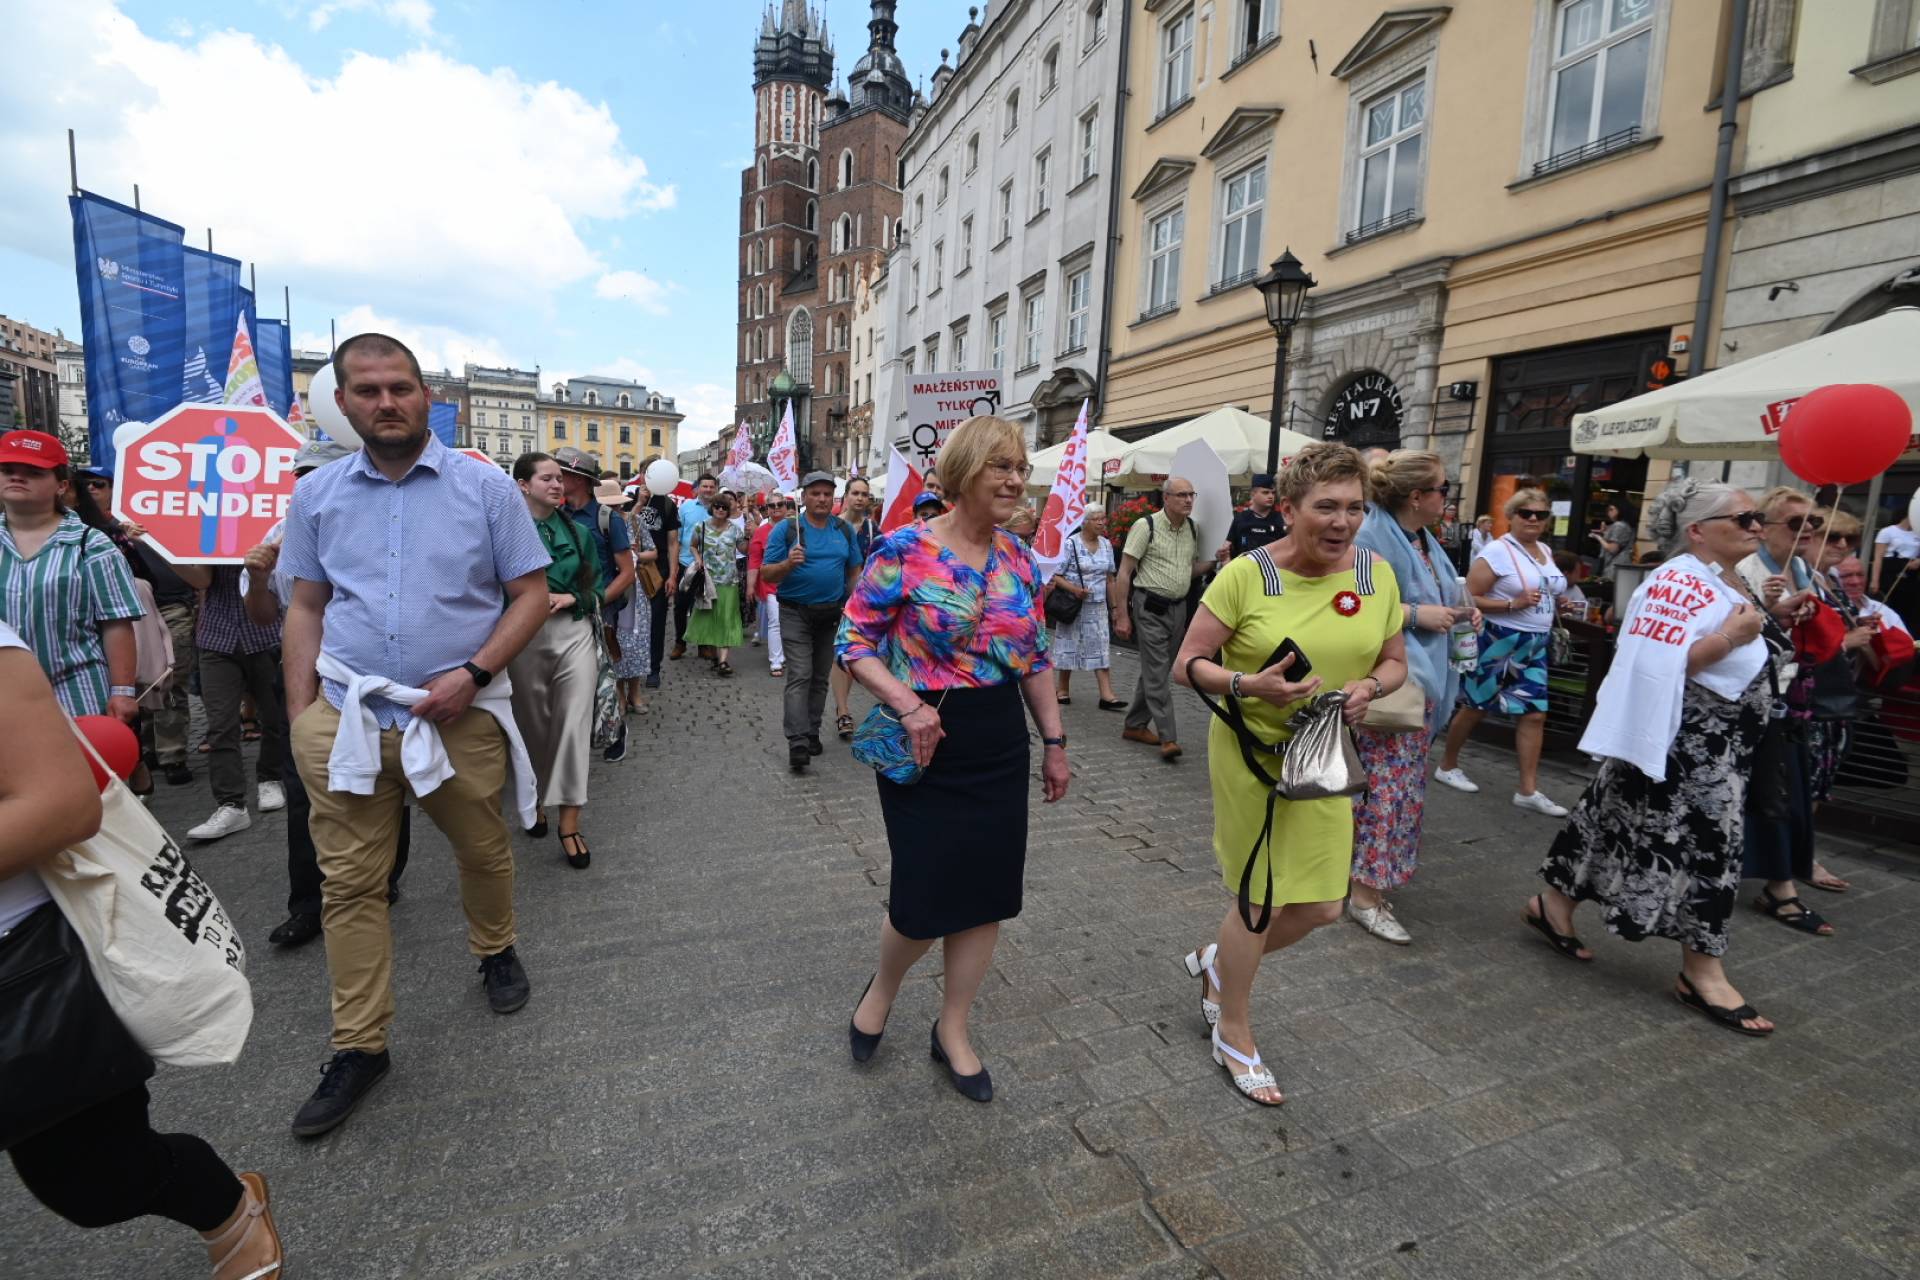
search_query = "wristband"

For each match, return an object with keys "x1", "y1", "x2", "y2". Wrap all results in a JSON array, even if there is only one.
[
  {"x1": 109, "y1": 684, "x2": 137, "y2": 698},
  {"x1": 1229, "y1": 671, "x2": 1244, "y2": 698}
]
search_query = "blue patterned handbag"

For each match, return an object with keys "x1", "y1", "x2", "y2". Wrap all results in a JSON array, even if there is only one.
[{"x1": 852, "y1": 690, "x2": 951, "y2": 785}]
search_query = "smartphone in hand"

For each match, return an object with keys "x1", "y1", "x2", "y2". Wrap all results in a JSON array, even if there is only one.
[{"x1": 1261, "y1": 636, "x2": 1314, "y2": 683}]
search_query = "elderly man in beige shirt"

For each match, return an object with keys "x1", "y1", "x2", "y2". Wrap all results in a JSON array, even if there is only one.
[{"x1": 1113, "y1": 478, "x2": 1218, "y2": 761}]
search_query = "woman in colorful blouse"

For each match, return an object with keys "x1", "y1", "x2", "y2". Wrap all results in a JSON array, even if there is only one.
[
  {"x1": 684, "y1": 492, "x2": 745, "y2": 675},
  {"x1": 0, "y1": 431, "x2": 144, "y2": 723},
  {"x1": 507, "y1": 454, "x2": 603, "y2": 870},
  {"x1": 837, "y1": 416, "x2": 1070, "y2": 1104}
]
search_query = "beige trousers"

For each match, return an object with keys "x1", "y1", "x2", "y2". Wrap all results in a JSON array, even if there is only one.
[
  {"x1": 291, "y1": 698, "x2": 517, "y2": 1053},
  {"x1": 508, "y1": 612, "x2": 598, "y2": 810}
]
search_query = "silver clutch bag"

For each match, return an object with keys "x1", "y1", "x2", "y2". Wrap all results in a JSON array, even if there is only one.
[{"x1": 1277, "y1": 693, "x2": 1369, "y2": 801}]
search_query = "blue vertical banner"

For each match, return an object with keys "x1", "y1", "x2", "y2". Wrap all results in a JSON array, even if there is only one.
[
  {"x1": 180, "y1": 247, "x2": 244, "y2": 406},
  {"x1": 69, "y1": 193, "x2": 188, "y2": 468},
  {"x1": 428, "y1": 401, "x2": 459, "y2": 446},
  {"x1": 254, "y1": 320, "x2": 294, "y2": 417}
]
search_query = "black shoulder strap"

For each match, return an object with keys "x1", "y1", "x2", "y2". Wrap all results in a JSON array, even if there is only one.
[{"x1": 1184, "y1": 656, "x2": 1287, "y2": 934}]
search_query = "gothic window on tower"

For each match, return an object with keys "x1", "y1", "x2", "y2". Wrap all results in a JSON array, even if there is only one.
[
  {"x1": 807, "y1": 158, "x2": 819, "y2": 190},
  {"x1": 786, "y1": 309, "x2": 813, "y2": 383},
  {"x1": 806, "y1": 200, "x2": 817, "y2": 231},
  {"x1": 840, "y1": 149, "x2": 855, "y2": 189}
]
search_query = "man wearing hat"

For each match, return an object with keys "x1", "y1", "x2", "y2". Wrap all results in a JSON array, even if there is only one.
[
  {"x1": 1225, "y1": 473, "x2": 1285, "y2": 560},
  {"x1": 912, "y1": 489, "x2": 945, "y2": 522},
  {"x1": 551, "y1": 448, "x2": 635, "y2": 761},
  {"x1": 761, "y1": 471, "x2": 863, "y2": 770},
  {"x1": 240, "y1": 437, "x2": 410, "y2": 948}
]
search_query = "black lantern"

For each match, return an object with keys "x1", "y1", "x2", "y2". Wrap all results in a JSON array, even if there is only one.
[{"x1": 1247, "y1": 248, "x2": 1317, "y2": 475}]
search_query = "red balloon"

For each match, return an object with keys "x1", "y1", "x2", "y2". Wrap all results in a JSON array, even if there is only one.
[
  {"x1": 1778, "y1": 383, "x2": 1913, "y2": 487},
  {"x1": 74, "y1": 715, "x2": 140, "y2": 792}
]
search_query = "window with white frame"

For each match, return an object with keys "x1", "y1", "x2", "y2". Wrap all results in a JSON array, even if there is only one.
[
  {"x1": 1042, "y1": 46, "x2": 1061, "y2": 96},
  {"x1": 475, "y1": 433, "x2": 487, "y2": 453},
  {"x1": 840, "y1": 149, "x2": 854, "y2": 188},
  {"x1": 1086, "y1": 0, "x2": 1108, "y2": 52},
  {"x1": 1354, "y1": 78, "x2": 1425, "y2": 236},
  {"x1": 1064, "y1": 268, "x2": 1091, "y2": 352},
  {"x1": 909, "y1": 263, "x2": 921, "y2": 308},
  {"x1": 904, "y1": 349, "x2": 916, "y2": 376},
  {"x1": 1032, "y1": 148, "x2": 1052, "y2": 216},
  {"x1": 915, "y1": 194, "x2": 924, "y2": 226},
  {"x1": 997, "y1": 181, "x2": 1015, "y2": 241},
  {"x1": 967, "y1": 133, "x2": 980, "y2": 173},
  {"x1": 1160, "y1": 8, "x2": 1196, "y2": 114},
  {"x1": 951, "y1": 325, "x2": 968, "y2": 369},
  {"x1": 1235, "y1": 0, "x2": 1278, "y2": 61},
  {"x1": 1020, "y1": 290, "x2": 1045, "y2": 369},
  {"x1": 925, "y1": 338, "x2": 940, "y2": 372},
  {"x1": 960, "y1": 216, "x2": 974, "y2": 272},
  {"x1": 931, "y1": 241, "x2": 944, "y2": 291},
  {"x1": 1004, "y1": 89, "x2": 1020, "y2": 136},
  {"x1": 989, "y1": 307, "x2": 1008, "y2": 370},
  {"x1": 476, "y1": 411, "x2": 487, "y2": 428},
  {"x1": 1217, "y1": 162, "x2": 1266, "y2": 286},
  {"x1": 1545, "y1": 0, "x2": 1655, "y2": 164},
  {"x1": 1146, "y1": 205, "x2": 1184, "y2": 314},
  {"x1": 938, "y1": 166, "x2": 950, "y2": 203},
  {"x1": 1077, "y1": 108, "x2": 1100, "y2": 183}
]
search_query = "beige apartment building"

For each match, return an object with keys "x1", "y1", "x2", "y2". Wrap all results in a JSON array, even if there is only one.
[
  {"x1": 542, "y1": 375, "x2": 684, "y2": 480},
  {"x1": 1104, "y1": 0, "x2": 1758, "y2": 536}
]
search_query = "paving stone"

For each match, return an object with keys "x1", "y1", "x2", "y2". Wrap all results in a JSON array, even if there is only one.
[{"x1": 1200, "y1": 1222, "x2": 1330, "y2": 1279}]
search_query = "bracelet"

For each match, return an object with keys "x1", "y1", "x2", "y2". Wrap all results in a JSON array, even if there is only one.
[
  {"x1": 109, "y1": 684, "x2": 137, "y2": 698},
  {"x1": 1367, "y1": 676, "x2": 1385, "y2": 700},
  {"x1": 1230, "y1": 671, "x2": 1244, "y2": 698}
]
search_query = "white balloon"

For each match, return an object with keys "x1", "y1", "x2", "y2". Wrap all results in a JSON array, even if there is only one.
[
  {"x1": 1907, "y1": 489, "x2": 1920, "y2": 532},
  {"x1": 644, "y1": 458, "x2": 681, "y2": 495},
  {"x1": 304, "y1": 363, "x2": 361, "y2": 446}
]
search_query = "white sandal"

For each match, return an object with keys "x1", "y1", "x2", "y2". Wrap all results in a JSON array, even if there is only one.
[
  {"x1": 1211, "y1": 1026, "x2": 1283, "y2": 1106},
  {"x1": 205, "y1": 1171, "x2": 282, "y2": 1280},
  {"x1": 1181, "y1": 944, "x2": 1222, "y2": 1031}
]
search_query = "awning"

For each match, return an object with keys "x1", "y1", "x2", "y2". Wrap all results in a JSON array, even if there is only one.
[
  {"x1": 1109, "y1": 406, "x2": 1320, "y2": 484},
  {"x1": 1027, "y1": 429, "x2": 1131, "y2": 489},
  {"x1": 1570, "y1": 307, "x2": 1920, "y2": 461}
]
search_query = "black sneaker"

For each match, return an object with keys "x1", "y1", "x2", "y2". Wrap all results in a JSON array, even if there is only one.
[
  {"x1": 291, "y1": 1048, "x2": 390, "y2": 1138},
  {"x1": 806, "y1": 736, "x2": 825, "y2": 757},
  {"x1": 268, "y1": 912, "x2": 321, "y2": 948},
  {"x1": 644, "y1": 674, "x2": 660, "y2": 689},
  {"x1": 479, "y1": 946, "x2": 531, "y2": 1014},
  {"x1": 602, "y1": 723, "x2": 629, "y2": 764},
  {"x1": 163, "y1": 763, "x2": 194, "y2": 786},
  {"x1": 789, "y1": 744, "x2": 810, "y2": 771}
]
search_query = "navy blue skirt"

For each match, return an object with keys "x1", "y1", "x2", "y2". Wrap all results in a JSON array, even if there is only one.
[{"x1": 878, "y1": 681, "x2": 1029, "y2": 940}]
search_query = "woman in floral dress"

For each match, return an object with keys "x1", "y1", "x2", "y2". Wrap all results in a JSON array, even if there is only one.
[
  {"x1": 1050, "y1": 510, "x2": 1123, "y2": 709},
  {"x1": 683, "y1": 492, "x2": 745, "y2": 674},
  {"x1": 612, "y1": 504, "x2": 657, "y2": 713}
]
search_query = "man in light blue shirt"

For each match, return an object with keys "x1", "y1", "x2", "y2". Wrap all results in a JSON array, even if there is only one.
[
  {"x1": 671, "y1": 471, "x2": 717, "y2": 657},
  {"x1": 279, "y1": 332, "x2": 551, "y2": 1140},
  {"x1": 762, "y1": 471, "x2": 862, "y2": 770}
]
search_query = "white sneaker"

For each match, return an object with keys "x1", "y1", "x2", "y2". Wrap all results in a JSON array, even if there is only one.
[
  {"x1": 187, "y1": 804, "x2": 252, "y2": 841},
  {"x1": 1433, "y1": 766, "x2": 1479, "y2": 793},
  {"x1": 1347, "y1": 901, "x2": 1412, "y2": 945},
  {"x1": 1513, "y1": 790, "x2": 1569, "y2": 818},
  {"x1": 257, "y1": 782, "x2": 286, "y2": 813}
]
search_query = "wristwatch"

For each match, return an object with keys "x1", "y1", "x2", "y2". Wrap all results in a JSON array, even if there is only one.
[
  {"x1": 1042, "y1": 735, "x2": 1067, "y2": 749},
  {"x1": 461, "y1": 661, "x2": 494, "y2": 688},
  {"x1": 1366, "y1": 676, "x2": 1385, "y2": 699}
]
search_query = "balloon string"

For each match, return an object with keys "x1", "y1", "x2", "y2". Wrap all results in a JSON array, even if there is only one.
[{"x1": 1810, "y1": 485, "x2": 1841, "y2": 585}]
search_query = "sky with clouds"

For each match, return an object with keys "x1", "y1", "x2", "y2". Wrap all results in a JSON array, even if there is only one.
[{"x1": 0, "y1": 0, "x2": 953, "y2": 446}]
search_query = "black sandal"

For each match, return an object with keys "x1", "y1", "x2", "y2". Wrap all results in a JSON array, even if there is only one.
[
  {"x1": 526, "y1": 811, "x2": 548, "y2": 839},
  {"x1": 836, "y1": 713, "x2": 855, "y2": 739},
  {"x1": 716, "y1": 662, "x2": 734, "y2": 677},
  {"x1": 559, "y1": 831, "x2": 591, "y2": 870},
  {"x1": 1753, "y1": 887, "x2": 1832, "y2": 936},
  {"x1": 1523, "y1": 894, "x2": 1593, "y2": 963},
  {"x1": 1098, "y1": 698, "x2": 1126, "y2": 711},
  {"x1": 1674, "y1": 974, "x2": 1773, "y2": 1037}
]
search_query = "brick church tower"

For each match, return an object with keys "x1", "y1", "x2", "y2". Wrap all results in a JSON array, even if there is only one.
[{"x1": 737, "y1": 2, "x2": 911, "y2": 475}]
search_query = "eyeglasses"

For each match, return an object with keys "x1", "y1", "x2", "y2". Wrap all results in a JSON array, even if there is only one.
[
  {"x1": 986, "y1": 459, "x2": 1033, "y2": 480},
  {"x1": 1699, "y1": 510, "x2": 1766, "y2": 531},
  {"x1": 1417, "y1": 482, "x2": 1452, "y2": 497},
  {"x1": 1779, "y1": 514, "x2": 1825, "y2": 533},
  {"x1": 1164, "y1": 489, "x2": 1196, "y2": 500},
  {"x1": 83, "y1": 478, "x2": 111, "y2": 490},
  {"x1": 1513, "y1": 508, "x2": 1551, "y2": 521}
]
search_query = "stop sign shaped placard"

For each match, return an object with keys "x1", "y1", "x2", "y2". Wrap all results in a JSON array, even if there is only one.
[{"x1": 113, "y1": 404, "x2": 306, "y2": 564}]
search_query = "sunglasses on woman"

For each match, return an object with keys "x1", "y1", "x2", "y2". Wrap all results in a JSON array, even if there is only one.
[
  {"x1": 1513, "y1": 508, "x2": 1551, "y2": 521},
  {"x1": 1779, "y1": 514, "x2": 1825, "y2": 532},
  {"x1": 1417, "y1": 482, "x2": 1452, "y2": 497},
  {"x1": 1699, "y1": 510, "x2": 1766, "y2": 531}
]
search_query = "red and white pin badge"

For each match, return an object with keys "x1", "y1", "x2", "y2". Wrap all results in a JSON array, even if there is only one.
[{"x1": 1333, "y1": 590, "x2": 1362, "y2": 617}]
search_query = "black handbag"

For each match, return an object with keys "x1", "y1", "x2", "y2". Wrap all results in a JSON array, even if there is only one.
[
  {"x1": 0, "y1": 901, "x2": 153, "y2": 1151},
  {"x1": 1043, "y1": 542, "x2": 1086, "y2": 626}
]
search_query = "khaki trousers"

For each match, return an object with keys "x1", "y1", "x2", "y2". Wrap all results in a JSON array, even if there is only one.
[
  {"x1": 291, "y1": 699, "x2": 517, "y2": 1053},
  {"x1": 508, "y1": 612, "x2": 596, "y2": 809}
]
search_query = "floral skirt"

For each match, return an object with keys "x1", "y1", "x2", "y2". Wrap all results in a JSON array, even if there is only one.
[
  {"x1": 1540, "y1": 676, "x2": 1768, "y2": 958},
  {"x1": 1052, "y1": 601, "x2": 1111, "y2": 670},
  {"x1": 1459, "y1": 621, "x2": 1549, "y2": 715},
  {"x1": 1351, "y1": 717, "x2": 1433, "y2": 891},
  {"x1": 609, "y1": 596, "x2": 653, "y2": 679}
]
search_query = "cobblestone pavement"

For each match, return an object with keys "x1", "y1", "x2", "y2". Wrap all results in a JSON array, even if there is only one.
[{"x1": 8, "y1": 642, "x2": 1920, "y2": 1280}]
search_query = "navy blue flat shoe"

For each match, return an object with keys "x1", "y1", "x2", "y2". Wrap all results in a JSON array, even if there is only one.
[
  {"x1": 849, "y1": 976, "x2": 886, "y2": 1063},
  {"x1": 930, "y1": 1019, "x2": 992, "y2": 1103}
]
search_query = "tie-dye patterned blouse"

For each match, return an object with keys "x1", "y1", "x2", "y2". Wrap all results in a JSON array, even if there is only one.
[{"x1": 836, "y1": 524, "x2": 1052, "y2": 689}]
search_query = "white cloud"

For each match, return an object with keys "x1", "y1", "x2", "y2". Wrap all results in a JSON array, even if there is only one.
[
  {"x1": 0, "y1": 2, "x2": 677, "y2": 322},
  {"x1": 308, "y1": 0, "x2": 436, "y2": 37},
  {"x1": 594, "y1": 271, "x2": 673, "y2": 316},
  {"x1": 672, "y1": 382, "x2": 735, "y2": 449},
  {"x1": 295, "y1": 305, "x2": 511, "y2": 377}
]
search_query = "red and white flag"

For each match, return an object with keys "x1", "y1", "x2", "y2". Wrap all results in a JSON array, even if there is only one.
[
  {"x1": 767, "y1": 402, "x2": 800, "y2": 493},
  {"x1": 1033, "y1": 399, "x2": 1092, "y2": 580},
  {"x1": 726, "y1": 420, "x2": 753, "y2": 469},
  {"x1": 222, "y1": 313, "x2": 267, "y2": 408},
  {"x1": 879, "y1": 444, "x2": 925, "y2": 533}
]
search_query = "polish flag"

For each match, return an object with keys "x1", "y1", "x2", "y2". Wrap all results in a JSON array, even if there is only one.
[{"x1": 879, "y1": 445, "x2": 925, "y2": 533}]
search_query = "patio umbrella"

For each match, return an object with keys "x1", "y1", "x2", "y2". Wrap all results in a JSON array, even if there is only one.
[
  {"x1": 720, "y1": 459, "x2": 777, "y2": 495},
  {"x1": 1027, "y1": 428, "x2": 1131, "y2": 489},
  {"x1": 1570, "y1": 307, "x2": 1920, "y2": 461},
  {"x1": 1109, "y1": 406, "x2": 1319, "y2": 484}
]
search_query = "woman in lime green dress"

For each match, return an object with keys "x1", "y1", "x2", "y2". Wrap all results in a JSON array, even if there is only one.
[{"x1": 1173, "y1": 444, "x2": 1408, "y2": 1105}]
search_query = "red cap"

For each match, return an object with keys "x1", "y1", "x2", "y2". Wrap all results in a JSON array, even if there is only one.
[{"x1": 0, "y1": 430, "x2": 70, "y2": 470}]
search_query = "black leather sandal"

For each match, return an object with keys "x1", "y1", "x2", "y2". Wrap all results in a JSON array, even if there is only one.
[
  {"x1": 1523, "y1": 894, "x2": 1593, "y2": 963},
  {"x1": 559, "y1": 831, "x2": 590, "y2": 871},
  {"x1": 1754, "y1": 887, "x2": 1832, "y2": 936},
  {"x1": 1674, "y1": 974, "x2": 1773, "y2": 1037}
]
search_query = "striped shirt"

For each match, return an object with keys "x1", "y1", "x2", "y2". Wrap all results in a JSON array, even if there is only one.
[
  {"x1": 0, "y1": 511, "x2": 146, "y2": 716},
  {"x1": 278, "y1": 434, "x2": 550, "y2": 729},
  {"x1": 196, "y1": 565, "x2": 282, "y2": 655}
]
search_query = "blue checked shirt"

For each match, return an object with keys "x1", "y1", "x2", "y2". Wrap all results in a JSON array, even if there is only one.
[
  {"x1": 0, "y1": 511, "x2": 145, "y2": 716},
  {"x1": 195, "y1": 566, "x2": 282, "y2": 655},
  {"x1": 278, "y1": 434, "x2": 550, "y2": 728}
]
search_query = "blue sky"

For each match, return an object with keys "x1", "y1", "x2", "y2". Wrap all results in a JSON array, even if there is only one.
[{"x1": 0, "y1": 0, "x2": 954, "y2": 445}]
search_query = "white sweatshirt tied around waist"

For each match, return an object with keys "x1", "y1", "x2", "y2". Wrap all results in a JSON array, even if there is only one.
[{"x1": 314, "y1": 651, "x2": 539, "y2": 829}]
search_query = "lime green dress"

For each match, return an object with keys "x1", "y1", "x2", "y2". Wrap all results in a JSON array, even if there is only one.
[{"x1": 1200, "y1": 548, "x2": 1402, "y2": 907}]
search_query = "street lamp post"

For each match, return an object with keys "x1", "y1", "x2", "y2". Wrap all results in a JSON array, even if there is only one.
[{"x1": 1249, "y1": 249, "x2": 1317, "y2": 477}]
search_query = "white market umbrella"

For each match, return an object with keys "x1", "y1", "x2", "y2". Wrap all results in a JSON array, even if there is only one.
[
  {"x1": 1571, "y1": 307, "x2": 1920, "y2": 461},
  {"x1": 720, "y1": 460, "x2": 776, "y2": 495},
  {"x1": 1109, "y1": 406, "x2": 1320, "y2": 484},
  {"x1": 1027, "y1": 428, "x2": 1130, "y2": 489}
]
